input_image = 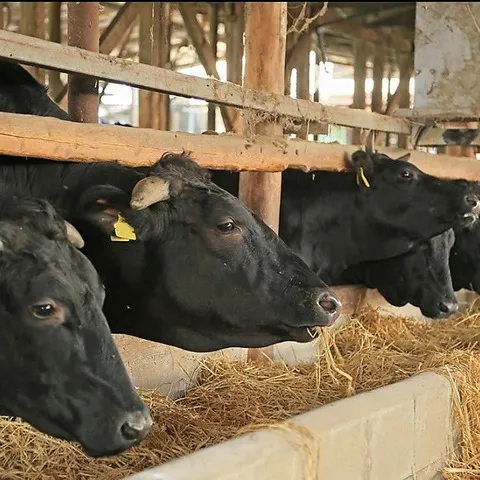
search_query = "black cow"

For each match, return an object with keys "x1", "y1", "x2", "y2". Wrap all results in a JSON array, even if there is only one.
[
  {"x1": 0, "y1": 195, "x2": 152, "y2": 457},
  {"x1": 334, "y1": 229, "x2": 458, "y2": 318},
  {"x1": 211, "y1": 150, "x2": 480, "y2": 318},
  {"x1": 450, "y1": 221, "x2": 480, "y2": 293},
  {"x1": 212, "y1": 154, "x2": 479, "y2": 282},
  {"x1": 0, "y1": 60, "x2": 341, "y2": 352}
]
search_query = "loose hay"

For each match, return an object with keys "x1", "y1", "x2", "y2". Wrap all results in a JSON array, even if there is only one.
[{"x1": 3, "y1": 307, "x2": 480, "y2": 479}]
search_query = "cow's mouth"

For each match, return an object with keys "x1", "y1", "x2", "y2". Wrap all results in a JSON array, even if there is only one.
[
  {"x1": 288, "y1": 325, "x2": 322, "y2": 342},
  {"x1": 461, "y1": 212, "x2": 478, "y2": 227}
]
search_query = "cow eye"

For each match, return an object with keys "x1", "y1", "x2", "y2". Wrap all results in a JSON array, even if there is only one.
[
  {"x1": 216, "y1": 221, "x2": 236, "y2": 234},
  {"x1": 29, "y1": 300, "x2": 65, "y2": 325},
  {"x1": 31, "y1": 303, "x2": 57, "y2": 318}
]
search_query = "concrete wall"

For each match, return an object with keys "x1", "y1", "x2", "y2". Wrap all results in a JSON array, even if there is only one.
[{"x1": 124, "y1": 372, "x2": 454, "y2": 480}]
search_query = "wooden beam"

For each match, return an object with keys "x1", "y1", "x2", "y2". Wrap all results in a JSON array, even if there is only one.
[
  {"x1": 178, "y1": 3, "x2": 238, "y2": 132},
  {"x1": 99, "y1": 2, "x2": 146, "y2": 56},
  {"x1": 0, "y1": 112, "x2": 479, "y2": 181},
  {"x1": 54, "y1": 2, "x2": 148, "y2": 104},
  {"x1": 0, "y1": 30, "x2": 411, "y2": 135},
  {"x1": 286, "y1": 7, "x2": 413, "y2": 69},
  {"x1": 67, "y1": 2, "x2": 99, "y2": 123},
  {"x1": 239, "y1": 3, "x2": 287, "y2": 362}
]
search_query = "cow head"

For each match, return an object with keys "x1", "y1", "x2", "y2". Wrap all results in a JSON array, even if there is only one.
[
  {"x1": 348, "y1": 131, "x2": 480, "y2": 258},
  {"x1": 76, "y1": 153, "x2": 342, "y2": 351},
  {"x1": 357, "y1": 229, "x2": 458, "y2": 319},
  {"x1": 0, "y1": 197, "x2": 152, "y2": 457}
]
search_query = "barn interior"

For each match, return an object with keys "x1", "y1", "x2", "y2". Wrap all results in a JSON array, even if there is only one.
[{"x1": 0, "y1": 2, "x2": 480, "y2": 479}]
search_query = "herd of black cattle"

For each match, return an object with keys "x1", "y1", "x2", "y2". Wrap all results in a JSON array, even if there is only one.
[{"x1": 1, "y1": 58, "x2": 480, "y2": 458}]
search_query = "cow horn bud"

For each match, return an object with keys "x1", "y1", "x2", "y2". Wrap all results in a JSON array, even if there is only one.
[
  {"x1": 130, "y1": 176, "x2": 170, "y2": 210},
  {"x1": 366, "y1": 130, "x2": 376, "y2": 155},
  {"x1": 64, "y1": 221, "x2": 85, "y2": 249}
]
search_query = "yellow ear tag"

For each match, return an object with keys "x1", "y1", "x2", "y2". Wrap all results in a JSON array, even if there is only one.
[
  {"x1": 110, "y1": 215, "x2": 137, "y2": 242},
  {"x1": 356, "y1": 167, "x2": 371, "y2": 188}
]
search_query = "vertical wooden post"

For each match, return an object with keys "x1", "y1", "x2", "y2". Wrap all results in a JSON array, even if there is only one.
[
  {"x1": 207, "y1": 3, "x2": 218, "y2": 131},
  {"x1": 151, "y1": 3, "x2": 170, "y2": 131},
  {"x1": 139, "y1": 3, "x2": 153, "y2": 128},
  {"x1": 139, "y1": 3, "x2": 170, "y2": 130},
  {"x1": 352, "y1": 40, "x2": 367, "y2": 144},
  {"x1": 157, "y1": 3, "x2": 171, "y2": 131},
  {"x1": 239, "y1": 3, "x2": 287, "y2": 362},
  {"x1": 397, "y1": 55, "x2": 413, "y2": 149},
  {"x1": 20, "y1": 3, "x2": 46, "y2": 83},
  {"x1": 67, "y1": 2, "x2": 99, "y2": 123},
  {"x1": 371, "y1": 47, "x2": 384, "y2": 114},
  {"x1": 294, "y1": 30, "x2": 311, "y2": 140},
  {"x1": 225, "y1": 2, "x2": 244, "y2": 87},
  {"x1": 313, "y1": 51, "x2": 320, "y2": 142},
  {"x1": 48, "y1": 2, "x2": 63, "y2": 92}
]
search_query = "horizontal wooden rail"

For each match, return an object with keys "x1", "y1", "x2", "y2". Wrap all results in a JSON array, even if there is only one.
[
  {"x1": 0, "y1": 29, "x2": 411, "y2": 135},
  {"x1": 0, "y1": 113, "x2": 478, "y2": 181}
]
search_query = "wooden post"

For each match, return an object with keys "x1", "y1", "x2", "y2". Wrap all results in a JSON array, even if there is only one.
[
  {"x1": 157, "y1": 3, "x2": 170, "y2": 131},
  {"x1": 207, "y1": 3, "x2": 218, "y2": 131},
  {"x1": 20, "y1": 3, "x2": 46, "y2": 83},
  {"x1": 225, "y1": 3, "x2": 244, "y2": 86},
  {"x1": 178, "y1": 3, "x2": 238, "y2": 132},
  {"x1": 371, "y1": 47, "x2": 384, "y2": 114},
  {"x1": 138, "y1": 3, "x2": 170, "y2": 130},
  {"x1": 47, "y1": 2, "x2": 62, "y2": 92},
  {"x1": 67, "y1": 2, "x2": 99, "y2": 123},
  {"x1": 352, "y1": 40, "x2": 367, "y2": 144},
  {"x1": 294, "y1": 29, "x2": 311, "y2": 140},
  {"x1": 396, "y1": 55, "x2": 413, "y2": 149},
  {"x1": 239, "y1": 3, "x2": 287, "y2": 362},
  {"x1": 139, "y1": 3, "x2": 153, "y2": 128},
  {"x1": 150, "y1": 3, "x2": 170, "y2": 131}
]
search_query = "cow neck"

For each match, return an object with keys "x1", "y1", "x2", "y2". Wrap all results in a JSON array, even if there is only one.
[{"x1": 280, "y1": 171, "x2": 377, "y2": 282}]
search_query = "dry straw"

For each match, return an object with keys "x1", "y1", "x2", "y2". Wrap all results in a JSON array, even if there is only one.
[{"x1": 2, "y1": 305, "x2": 480, "y2": 479}]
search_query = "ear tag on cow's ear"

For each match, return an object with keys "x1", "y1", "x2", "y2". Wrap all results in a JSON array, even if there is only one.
[
  {"x1": 356, "y1": 167, "x2": 371, "y2": 188},
  {"x1": 110, "y1": 215, "x2": 137, "y2": 242}
]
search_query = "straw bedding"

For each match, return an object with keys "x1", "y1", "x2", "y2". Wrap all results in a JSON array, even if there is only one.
[{"x1": 2, "y1": 306, "x2": 480, "y2": 479}]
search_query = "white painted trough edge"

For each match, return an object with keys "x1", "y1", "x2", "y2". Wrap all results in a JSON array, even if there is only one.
[{"x1": 124, "y1": 371, "x2": 454, "y2": 480}]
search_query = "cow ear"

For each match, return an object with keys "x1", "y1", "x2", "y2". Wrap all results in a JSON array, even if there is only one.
[
  {"x1": 350, "y1": 150, "x2": 375, "y2": 176},
  {"x1": 77, "y1": 185, "x2": 133, "y2": 238}
]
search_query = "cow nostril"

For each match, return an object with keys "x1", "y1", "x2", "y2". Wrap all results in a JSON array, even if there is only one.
[
  {"x1": 121, "y1": 421, "x2": 144, "y2": 441},
  {"x1": 119, "y1": 411, "x2": 152, "y2": 444},
  {"x1": 318, "y1": 293, "x2": 341, "y2": 315},
  {"x1": 465, "y1": 195, "x2": 480, "y2": 208},
  {"x1": 438, "y1": 301, "x2": 458, "y2": 315}
]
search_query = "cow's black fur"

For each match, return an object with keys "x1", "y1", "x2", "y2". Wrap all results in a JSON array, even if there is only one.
[
  {"x1": 211, "y1": 158, "x2": 479, "y2": 318},
  {"x1": 0, "y1": 60, "x2": 340, "y2": 352},
  {"x1": 335, "y1": 229, "x2": 457, "y2": 318},
  {"x1": 0, "y1": 195, "x2": 151, "y2": 457}
]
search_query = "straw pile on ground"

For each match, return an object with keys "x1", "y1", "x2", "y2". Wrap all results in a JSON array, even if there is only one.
[{"x1": 2, "y1": 306, "x2": 480, "y2": 479}]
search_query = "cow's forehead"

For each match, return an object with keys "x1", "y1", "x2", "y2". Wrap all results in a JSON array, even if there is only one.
[{"x1": 201, "y1": 185, "x2": 254, "y2": 219}]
